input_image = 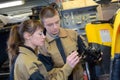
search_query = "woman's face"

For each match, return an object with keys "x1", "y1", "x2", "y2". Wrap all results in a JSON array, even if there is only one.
[{"x1": 30, "y1": 28, "x2": 46, "y2": 47}]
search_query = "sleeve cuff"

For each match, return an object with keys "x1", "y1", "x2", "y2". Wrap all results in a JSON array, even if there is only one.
[{"x1": 62, "y1": 63, "x2": 73, "y2": 76}]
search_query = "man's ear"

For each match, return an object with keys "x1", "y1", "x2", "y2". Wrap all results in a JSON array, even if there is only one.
[{"x1": 23, "y1": 32, "x2": 31, "y2": 40}]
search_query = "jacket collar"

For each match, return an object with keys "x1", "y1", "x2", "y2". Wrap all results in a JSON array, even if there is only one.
[
  {"x1": 19, "y1": 46, "x2": 36, "y2": 57},
  {"x1": 46, "y1": 28, "x2": 68, "y2": 43}
]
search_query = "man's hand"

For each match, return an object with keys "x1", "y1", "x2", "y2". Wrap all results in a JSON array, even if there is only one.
[{"x1": 66, "y1": 51, "x2": 81, "y2": 68}]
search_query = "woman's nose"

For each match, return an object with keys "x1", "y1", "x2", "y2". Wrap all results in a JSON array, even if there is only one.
[{"x1": 42, "y1": 34, "x2": 46, "y2": 38}]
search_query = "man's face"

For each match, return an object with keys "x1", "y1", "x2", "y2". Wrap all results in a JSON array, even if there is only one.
[{"x1": 42, "y1": 14, "x2": 60, "y2": 35}]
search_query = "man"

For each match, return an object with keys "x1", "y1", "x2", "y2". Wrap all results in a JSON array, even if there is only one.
[{"x1": 39, "y1": 6, "x2": 88, "y2": 80}]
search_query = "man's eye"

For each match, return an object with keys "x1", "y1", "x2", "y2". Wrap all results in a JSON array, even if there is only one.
[
  {"x1": 55, "y1": 21, "x2": 59, "y2": 24},
  {"x1": 47, "y1": 24, "x2": 53, "y2": 27}
]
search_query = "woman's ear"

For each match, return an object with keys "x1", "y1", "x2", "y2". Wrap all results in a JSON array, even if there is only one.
[{"x1": 23, "y1": 32, "x2": 31, "y2": 40}]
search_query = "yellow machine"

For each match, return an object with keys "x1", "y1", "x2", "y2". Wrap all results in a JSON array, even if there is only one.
[
  {"x1": 85, "y1": 21, "x2": 113, "y2": 79},
  {"x1": 111, "y1": 9, "x2": 120, "y2": 59},
  {"x1": 85, "y1": 22, "x2": 113, "y2": 46},
  {"x1": 110, "y1": 9, "x2": 120, "y2": 80}
]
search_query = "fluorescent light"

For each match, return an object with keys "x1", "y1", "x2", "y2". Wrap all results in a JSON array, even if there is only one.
[{"x1": 0, "y1": 0, "x2": 24, "y2": 9}]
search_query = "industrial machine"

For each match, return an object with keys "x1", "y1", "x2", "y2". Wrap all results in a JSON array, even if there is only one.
[
  {"x1": 85, "y1": 21, "x2": 113, "y2": 80},
  {"x1": 110, "y1": 9, "x2": 120, "y2": 80}
]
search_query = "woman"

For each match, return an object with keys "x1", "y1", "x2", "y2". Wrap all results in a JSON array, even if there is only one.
[{"x1": 7, "y1": 19, "x2": 80, "y2": 80}]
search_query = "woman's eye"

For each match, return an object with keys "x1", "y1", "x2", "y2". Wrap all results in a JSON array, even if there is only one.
[
  {"x1": 39, "y1": 31, "x2": 43, "y2": 35},
  {"x1": 39, "y1": 33, "x2": 42, "y2": 35}
]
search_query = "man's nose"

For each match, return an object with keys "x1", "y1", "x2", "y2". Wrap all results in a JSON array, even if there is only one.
[{"x1": 53, "y1": 23, "x2": 58, "y2": 29}]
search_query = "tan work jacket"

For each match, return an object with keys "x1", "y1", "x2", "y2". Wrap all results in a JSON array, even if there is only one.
[
  {"x1": 40, "y1": 28, "x2": 84, "y2": 80},
  {"x1": 13, "y1": 46, "x2": 73, "y2": 80}
]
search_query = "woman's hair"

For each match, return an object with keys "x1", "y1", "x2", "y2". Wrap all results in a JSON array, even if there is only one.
[
  {"x1": 7, "y1": 19, "x2": 43, "y2": 63},
  {"x1": 39, "y1": 6, "x2": 58, "y2": 22}
]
